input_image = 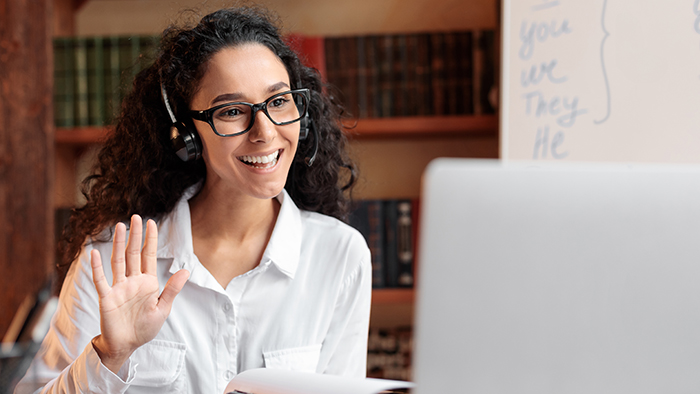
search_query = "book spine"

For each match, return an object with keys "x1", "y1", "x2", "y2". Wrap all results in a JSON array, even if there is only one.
[
  {"x1": 383, "y1": 199, "x2": 398, "y2": 288},
  {"x1": 348, "y1": 200, "x2": 385, "y2": 288},
  {"x1": 130, "y1": 35, "x2": 142, "y2": 78},
  {"x1": 118, "y1": 36, "x2": 133, "y2": 102},
  {"x1": 456, "y1": 31, "x2": 474, "y2": 115},
  {"x1": 378, "y1": 35, "x2": 393, "y2": 117},
  {"x1": 415, "y1": 33, "x2": 432, "y2": 116},
  {"x1": 429, "y1": 33, "x2": 446, "y2": 116},
  {"x1": 443, "y1": 32, "x2": 458, "y2": 115},
  {"x1": 53, "y1": 38, "x2": 72, "y2": 128},
  {"x1": 480, "y1": 29, "x2": 498, "y2": 114},
  {"x1": 323, "y1": 37, "x2": 338, "y2": 99},
  {"x1": 367, "y1": 200, "x2": 385, "y2": 288},
  {"x1": 335, "y1": 37, "x2": 351, "y2": 112},
  {"x1": 396, "y1": 200, "x2": 414, "y2": 288},
  {"x1": 87, "y1": 36, "x2": 106, "y2": 126},
  {"x1": 403, "y1": 34, "x2": 418, "y2": 117},
  {"x1": 392, "y1": 34, "x2": 409, "y2": 117},
  {"x1": 365, "y1": 35, "x2": 379, "y2": 118},
  {"x1": 472, "y1": 30, "x2": 484, "y2": 115},
  {"x1": 343, "y1": 36, "x2": 359, "y2": 117},
  {"x1": 105, "y1": 36, "x2": 120, "y2": 124},
  {"x1": 367, "y1": 327, "x2": 412, "y2": 381},
  {"x1": 356, "y1": 36, "x2": 368, "y2": 118},
  {"x1": 74, "y1": 37, "x2": 89, "y2": 127}
]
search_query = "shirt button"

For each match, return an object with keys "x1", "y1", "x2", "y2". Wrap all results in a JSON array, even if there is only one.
[
  {"x1": 225, "y1": 370, "x2": 234, "y2": 381},
  {"x1": 223, "y1": 303, "x2": 231, "y2": 312}
]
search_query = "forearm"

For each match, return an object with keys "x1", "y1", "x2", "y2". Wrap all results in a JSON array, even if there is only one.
[{"x1": 14, "y1": 341, "x2": 134, "y2": 394}]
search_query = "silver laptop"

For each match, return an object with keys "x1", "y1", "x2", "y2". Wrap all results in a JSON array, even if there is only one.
[{"x1": 413, "y1": 159, "x2": 700, "y2": 393}]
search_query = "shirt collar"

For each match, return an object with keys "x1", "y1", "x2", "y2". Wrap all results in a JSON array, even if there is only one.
[
  {"x1": 263, "y1": 189, "x2": 302, "y2": 279},
  {"x1": 157, "y1": 185, "x2": 302, "y2": 279}
]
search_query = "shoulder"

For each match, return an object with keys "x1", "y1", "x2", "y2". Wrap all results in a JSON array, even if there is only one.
[
  {"x1": 298, "y1": 210, "x2": 371, "y2": 275},
  {"x1": 301, "y1": 211, "x2": 367, "y2": 249}
]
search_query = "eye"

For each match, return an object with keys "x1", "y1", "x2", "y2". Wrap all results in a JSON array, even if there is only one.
[
  {"x1": 214, "y1": 104, "x2": 249, "y2": 121},
  {"x1": 268, "y1": 96, "x2": 290, "y2": 109}
]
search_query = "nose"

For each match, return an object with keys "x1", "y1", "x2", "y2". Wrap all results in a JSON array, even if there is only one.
[{"x1": 247, "y1": 108, "x2": 276, "y2": 144}]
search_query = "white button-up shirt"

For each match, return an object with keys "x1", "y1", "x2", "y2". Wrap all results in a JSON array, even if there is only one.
[{"x1": 16, "y1": 188, "x2": 372, "y2": 394}]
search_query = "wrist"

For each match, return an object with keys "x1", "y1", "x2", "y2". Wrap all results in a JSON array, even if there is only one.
[{"x1": 91, "y1": 335, "x2": 134, "y2": 374}]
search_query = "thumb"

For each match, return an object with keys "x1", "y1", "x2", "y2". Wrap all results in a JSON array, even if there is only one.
[{"x1": 157, "y1": 269, "x2": 190, "y2": 314}]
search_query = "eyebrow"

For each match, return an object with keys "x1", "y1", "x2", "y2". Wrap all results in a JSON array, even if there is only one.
[{"x1": 210, "y1": 81, "x2": 291, "y2": 106}]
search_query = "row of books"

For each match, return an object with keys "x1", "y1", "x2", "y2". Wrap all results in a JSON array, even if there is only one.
[
  {"x1": 324, "y1": 30, "x2": 498, "y2": 119},
  {"x1": 367, "y1": 326, "x2": 413, "y2": 381},
  {"x1": 348, "y1": 199, "x2": 418, "y2": 289},
  {"x1": 53, "y1": 35, "x2": 158, "y2": 128}
]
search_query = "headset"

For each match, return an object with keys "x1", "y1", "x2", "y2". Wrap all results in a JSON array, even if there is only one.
[{"x1": 160, "y1": 82, "x2": 318, "y2": 166}]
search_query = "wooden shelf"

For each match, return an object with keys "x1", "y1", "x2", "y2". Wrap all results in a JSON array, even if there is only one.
[
  {"x1": 55, "y1": 126, "x2": 111, "y2": 145},
  {"x1": 372, "y1": 288, "x2": 414, "y2": 304},
  {"x1": 54, "y1": 114, "x2": 498, "y2": 145},
  {"x1": 346, "y1": 114, "x2": 498, "y2": 138}
]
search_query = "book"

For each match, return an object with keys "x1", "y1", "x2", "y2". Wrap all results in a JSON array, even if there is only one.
[
  {"x1": 356, "y1": 36, "x2": 368, "y2": 118},
  {"x1": 348, "y1": 200, "x2": 385, "y2": 288},
  {"x1": 414, "y1": 33, "x2": 432, "y2": 116},
  {"x1": 402, "y1": 34, "x2": 419, "y2": 116},
  {"x1": 383, "y1": 200, "x2": 399, "y2": 287},
  {"x1": 364, "y1": 35, "x2": 379, "y2": 118},
  {"x1": 429, "y1": 33, "x2": 446, "y2": 116},
  {"x1": 53, "y1": 37, "x2": 74, "y2": 128},
  {"x1": 224, "y1": 368, "x2": 413, "y2": 394},
  {"x1": 392, "y1": 34, "x2": 409, "y2": 117},
  {"x1": 87, "y1": 37, "x2": 106, "y2": 126},
  {"x1": 341, "y1": 36, "x2": 360, "y2": 117},
  {"x1": 456, "y1": 31, "x2": 474, "y2": 115},
  {"x1": 395, "y1": 200, "x2": 414, "y2": 288},
  {"x1": 73, "y1": 37, "x2": 89, "y2": 127},
  {"x1": 442, "y1": 32, "x2": 457, "y2": 115},
  {"x1": 104, "y1": 36, "x2": 121, "y2": 124},
  {"x1": 383, "y1": 200, "x2": 414, "y2": 288},
  {"x1": 479, "y1": 29, "x2": 498, "y2": 114},
  {"x1": 367, "y1": 326, "x2": 413, "y2": 381},
  {"x1": 377, "y1": 35, "x2": 393, "y2": 117}
]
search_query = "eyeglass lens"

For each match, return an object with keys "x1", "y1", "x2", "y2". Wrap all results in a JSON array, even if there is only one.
[{"x1": 212, "y1": 91, "x2": 306, "y2": 136}]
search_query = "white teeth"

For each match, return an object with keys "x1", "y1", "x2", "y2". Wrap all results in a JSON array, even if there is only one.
[{"x1": 239, "y1": 150, "x2": 279, "y2": 167}]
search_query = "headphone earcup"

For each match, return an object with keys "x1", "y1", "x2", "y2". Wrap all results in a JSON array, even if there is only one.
[
  {"x1": 170, "y1": 121, "x2": 202, "y2": 162},
  {"x1": 299, "y1": 112, "x2": 310, "y2": 140}
]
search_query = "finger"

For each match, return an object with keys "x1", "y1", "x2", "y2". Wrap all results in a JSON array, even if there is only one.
[
  {"x1": 125, "y1": 215, "x2": 143, "y2": 277},
  {"x1": 90, "y1": 249, "x2": 111, "y2": 297},
  {"x1": 157, "y1": 269, "x2": 190, "y2": 315},
  {"x1": 110, "y1": 222, "x2": 127, "y2": 284},
  {"x1": 142, "y1": 219, "x2": 158, "y2": 275}
]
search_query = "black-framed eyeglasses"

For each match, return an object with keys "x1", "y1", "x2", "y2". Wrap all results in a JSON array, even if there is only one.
[{"x1": 188, "y1": 88, "x2": 310, "y2": 137}]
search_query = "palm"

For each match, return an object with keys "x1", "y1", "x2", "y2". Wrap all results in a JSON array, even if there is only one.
[
  {"x1": 99, "y1": 269, "x2": 165, "y2": 349},
  {"x1": 90, "y1": 215, "x2": 189, "y2": 372}
]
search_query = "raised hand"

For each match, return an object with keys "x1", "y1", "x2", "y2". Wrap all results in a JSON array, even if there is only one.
[{"x1": 90, "y1": 215, "x2": 190, "y2": 373}]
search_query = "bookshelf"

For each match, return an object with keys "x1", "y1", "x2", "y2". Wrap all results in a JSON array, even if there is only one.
[
  {"x1": 372, "y1": 288, "x2": 414, "y2": 304},
  {"x1": 54, "y1": 114, "x2": 497, "y2": 146}
]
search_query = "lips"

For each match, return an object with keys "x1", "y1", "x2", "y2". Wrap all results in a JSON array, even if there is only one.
[{"x1": 237, "y1": 149, "x2": 280, "y2": 169}]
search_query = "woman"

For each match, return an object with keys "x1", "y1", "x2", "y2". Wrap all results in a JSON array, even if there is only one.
[{"x1": 16, "y1": 6, "x2": 371, "y2": 394}]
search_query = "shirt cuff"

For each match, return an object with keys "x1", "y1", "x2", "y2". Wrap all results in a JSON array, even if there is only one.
[{"x1": 74, "y1": 341, "x2": 136, "y2": 393}]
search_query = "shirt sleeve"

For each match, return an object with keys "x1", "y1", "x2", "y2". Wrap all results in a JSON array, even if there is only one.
[
  {"x1": 14, "y1": 242, "x2": 136, "y2": 394},
  {"x1": 319, "y1": 239, "x2": 373, "y2": 377}
]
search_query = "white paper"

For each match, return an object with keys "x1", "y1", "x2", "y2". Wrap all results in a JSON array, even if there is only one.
[{"x1": 224, "y1": 368, "x2": 414, "y2": 394}]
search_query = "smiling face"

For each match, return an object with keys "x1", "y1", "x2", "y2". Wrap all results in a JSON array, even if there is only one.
[{"x1": 189, "y1": 43, "x2": 299, "y2": 201}]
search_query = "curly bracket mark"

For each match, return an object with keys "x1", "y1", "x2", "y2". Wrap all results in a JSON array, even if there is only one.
[{"x1": 594, "y1": 0, "x2": 611, "y2": 125}]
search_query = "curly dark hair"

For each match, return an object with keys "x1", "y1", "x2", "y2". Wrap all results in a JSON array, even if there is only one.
[{"x1": 58, "y1": 6, "x2": 355, "y2": 275}]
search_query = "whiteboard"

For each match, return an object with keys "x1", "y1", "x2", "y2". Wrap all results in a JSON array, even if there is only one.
[{"x1": 501, "y1": 0, "x2": 700, "y2": 162}]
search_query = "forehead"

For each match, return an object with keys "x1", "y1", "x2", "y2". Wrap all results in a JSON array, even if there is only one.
[{"x1": 199, "y1": 43, "x2": 289, "y2": 90}]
